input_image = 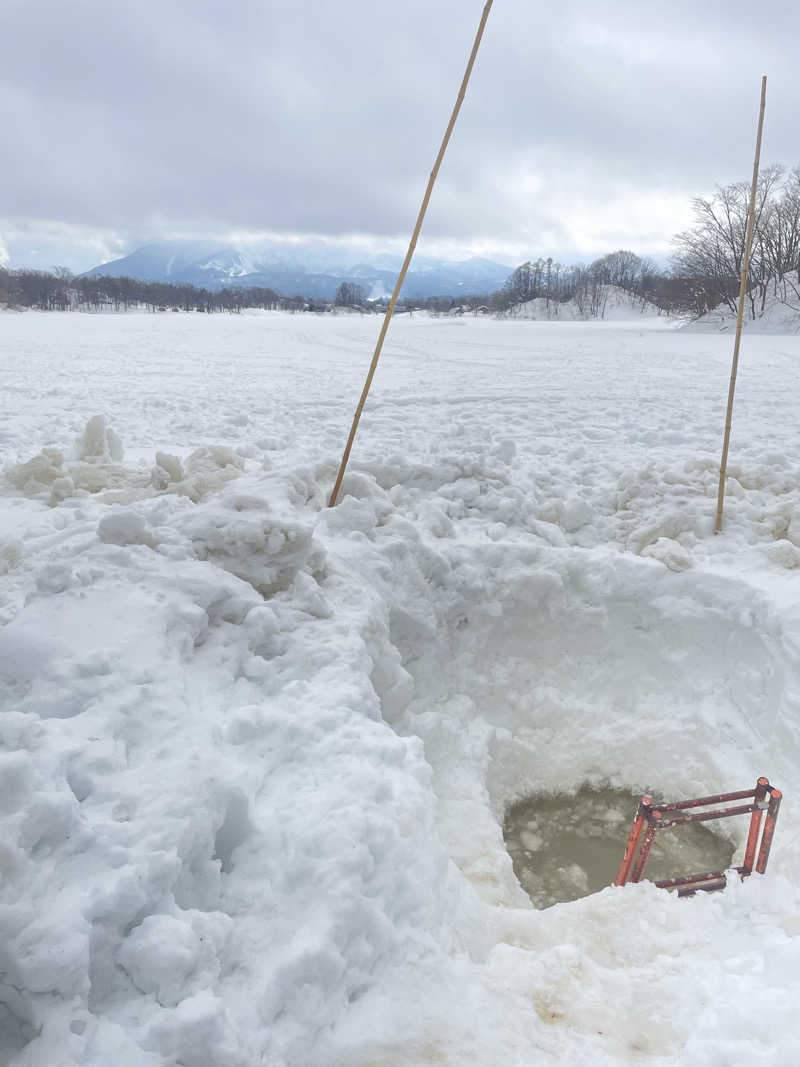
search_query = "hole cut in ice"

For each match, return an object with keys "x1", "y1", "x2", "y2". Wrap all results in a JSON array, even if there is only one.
[{"x1": 504, "y1": 786, "x2": 736, "y2": 909}]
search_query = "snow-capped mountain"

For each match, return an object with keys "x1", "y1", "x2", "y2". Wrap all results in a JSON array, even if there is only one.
[{"x1": 83, "y1": 241, "x2": 513, "y2": 300}]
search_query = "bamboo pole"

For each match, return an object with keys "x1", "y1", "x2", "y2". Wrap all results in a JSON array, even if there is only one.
[
  {"x1": 715, "y1": 75, "x2": 767, "y2": 533},
  {"x1": 329, "y1": 0, "x2": 494, "y2": 507}
]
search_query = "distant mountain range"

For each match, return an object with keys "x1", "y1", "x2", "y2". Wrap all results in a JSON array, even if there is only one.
[{"x1": 83, "y1": 241, "x2": 513, "y2": 300}]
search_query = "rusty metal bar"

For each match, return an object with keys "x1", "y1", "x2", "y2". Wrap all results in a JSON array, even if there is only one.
[
  {"x1": 655, "y1": 865, "x2": 748, "y2": 890},
  {"x1": 615, "y1": 797, "x2": 651, "y2": 886},
  {"x1": 657, "y1": 802, "x2": 764, "y2": 828},
  {"x1": 743, "y1": 777, "x2": 770, "y2": 872},
  {"x1": 677, "y1": 878, "x2": 728, "y2": 897},
  {"x1": 755, "y1": 789, "x2": 782, "y2": 875},
  {"x1": 656, "y1": 787, "x2": 758, "y2": 812},
  {"x1": 630, "y1": 810, "x2": 661, "y2": 882}
]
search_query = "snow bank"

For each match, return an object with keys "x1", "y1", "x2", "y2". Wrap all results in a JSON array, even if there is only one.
[
  {"x1": 686, "y1": 290, "x2": 800, "y2": 334},
  {"x1": 0, "y1": 472, "x2": 470, "y2": 1065}
]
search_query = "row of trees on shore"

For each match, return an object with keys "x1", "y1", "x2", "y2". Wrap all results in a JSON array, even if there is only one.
[
  {"x1": 2, "y1": 165, "x2": 798, "y2": 320},
  {"x1": 0, "y1": 268, "x2": 283, "y2": 314},
  {"x1": 0, "y1": 264, "x2": 488, "y2": 316}
]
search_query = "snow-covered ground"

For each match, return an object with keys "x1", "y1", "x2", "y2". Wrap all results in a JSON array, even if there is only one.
[{"x1": 2, "y1": 309, "x2": 800, "y2": 1066}]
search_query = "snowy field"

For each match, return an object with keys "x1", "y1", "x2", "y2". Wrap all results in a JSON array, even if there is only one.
[{"x1": 2, "y1": 309, "x2": 800, "y2": 1066}]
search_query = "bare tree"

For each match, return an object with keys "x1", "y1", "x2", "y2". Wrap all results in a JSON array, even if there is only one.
[
  {"x1": 334, "y1": 282, "x2": 364, "y2": 307},
  {"x1": 761, "y1": 167, "x2": 800, "y2": 309},
  {"x1": 672, "y1": 165, "x2": 783, "y2": 317}
]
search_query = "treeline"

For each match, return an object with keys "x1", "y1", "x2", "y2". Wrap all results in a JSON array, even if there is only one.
[
  {"x1": 0, "y1": 268, "x2": 282, "y2": 313},
  {"x1": 492, "y1": 164, "x2": 800, "y2": 319},
  {"x1": 0, "y1": 265, "x2": 494, "y2": 316},
  {"x1": 334, "y1": 281, "x2": 490, "y2": 314}
]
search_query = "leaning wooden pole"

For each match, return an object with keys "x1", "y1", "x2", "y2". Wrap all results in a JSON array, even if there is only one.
[
  {"x1": 328, "y1": 0, "x2": 494, "y2": 507},
  {"x1": 715, "y1": 75, "x2": 767, "y2": 533}
]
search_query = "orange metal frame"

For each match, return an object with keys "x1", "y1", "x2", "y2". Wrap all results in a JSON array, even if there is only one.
[{"x1": 615, "y1": 777, "x2": 782, "y2": 896}]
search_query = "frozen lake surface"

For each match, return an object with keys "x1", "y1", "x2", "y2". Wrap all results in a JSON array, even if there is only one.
[{"x1": 1, "y1": 309, "x2": 800, "y2": 1065}]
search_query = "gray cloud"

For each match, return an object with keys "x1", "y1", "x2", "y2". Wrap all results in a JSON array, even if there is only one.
[{"x1": 2, "y1": 0, "x2": 798, "y2": 268}]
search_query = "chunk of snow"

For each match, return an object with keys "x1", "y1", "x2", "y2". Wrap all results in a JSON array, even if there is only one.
[
  {"x1": 72, "y1": 415, "x2": 124, "y2": 462},
  {"x1": 641, "y1": 536, "x2": 693, "y2": 571},
  {"x1": 97, "y1": 510, "x2": 156, "y2": 547}
]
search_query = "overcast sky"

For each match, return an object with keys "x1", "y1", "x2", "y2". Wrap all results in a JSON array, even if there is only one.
[{"x1": 2, "y1": 0, "x2": 798, "y2": 271}]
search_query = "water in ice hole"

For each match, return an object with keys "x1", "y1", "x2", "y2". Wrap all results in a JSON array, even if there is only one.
[{"x1": 504, "y1": 787, "x2": 736, "y2": 908}]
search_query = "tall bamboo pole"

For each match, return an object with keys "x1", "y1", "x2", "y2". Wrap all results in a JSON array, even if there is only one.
[
  {"x1": 329, "y1": 0, "x2": 494, "y2": 507},
  {"x1": 715, "y1": 76, "x2": 767, "y2": 533}
]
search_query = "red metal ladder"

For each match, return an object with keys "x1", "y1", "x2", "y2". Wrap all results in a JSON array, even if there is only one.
[{"x1": 615, "y1": 777, "x2": 782, "y2": 896}]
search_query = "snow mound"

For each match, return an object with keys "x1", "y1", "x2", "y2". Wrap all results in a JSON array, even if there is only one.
[
  {"x1": 7, "y1": 443, "x2": 131, "y2": 501},
  {"x1": 5, "y1": 418, "x2": 246, "y2": 506},
  {"x1": 118, "y1": 911, "x2": 232, "y2": 1008},
  {"x1": 177, "y1": 493, "x2": 326, "y2": 596},
  {"x1": 97, "y1": 510, "x2": 157, "y2": 547},
  {"x1": 506, "y1": 286, "x2": 666, "y2": 322},
  {"x1": 172, "y1": 447, "x2": 245, "y2": 503}
]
